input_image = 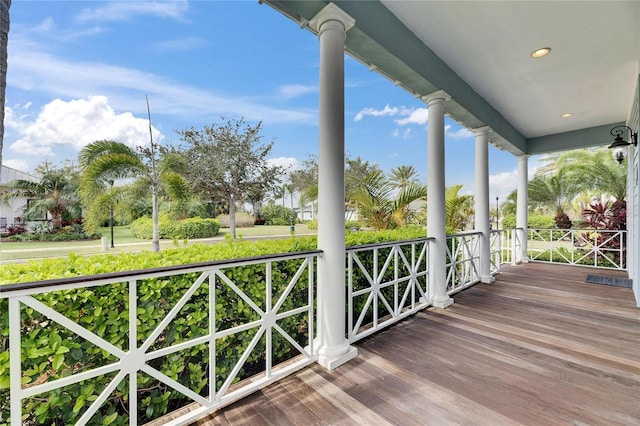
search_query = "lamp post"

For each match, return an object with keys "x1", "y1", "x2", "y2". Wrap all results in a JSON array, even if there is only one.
[
  {"x1": 495, "y1": 196, "x2": 499, "y2": 229},
  {"x1": 109, "y1": 180, "x2": 115, "y2": 248}
]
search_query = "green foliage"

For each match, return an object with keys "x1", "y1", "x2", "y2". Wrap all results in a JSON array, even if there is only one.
[
  {"x1": 8, "y1": 231, "x2": 100, "y2": 242},
  {"x1": 215, "y1": 213, "x2": 255, "y2": 228},
  {"x1": 260, "y1": 203, "x2": 295, "y2": 226},
  {"x1": 501, "y1": 213, "x2": 555, "y2": 229},
  {"x1": 0, "y1": 228, "x2": 433, "y2": 423},
  {"x1": 130, "y1": 216, "x2": 220, "y2": 239},
  {"x1": 305, "y1": 219, "x2": 317, "y2": 230}
]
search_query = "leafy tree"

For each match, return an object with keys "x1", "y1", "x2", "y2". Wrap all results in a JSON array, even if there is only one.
[
  {"x1": 291, "y1": 155, "x2": 318, "y2": 219},
  {"x1": 178, "y1": 117, "x2": 284, "y2": 239},
  {"x1": 0, "y1": 166, "x2": 81, "y2": 230},
  {"x1": 0, "y1": 0, "x2": 10, "y2": 167},
  {"x1": 345, "y1": 156, "x2": 383, "y2": 211}
]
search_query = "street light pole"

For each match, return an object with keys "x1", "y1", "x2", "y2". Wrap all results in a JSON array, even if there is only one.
[{"x1": 495, "y1": 196, "x2": 499, "y2": 229}]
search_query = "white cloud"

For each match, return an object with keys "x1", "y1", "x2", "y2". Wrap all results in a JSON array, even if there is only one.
[
  {"x1": 395, "y1": 108, "x2": 428, "y2": 126},
  {"x1": 277, "y1": 84, "x2": 317, "y2": 99},
  {"x1": 354, "y1": 104, "x2": 399, "y2": 122},
  {"x1": 8, "y1": 37, "x2": 316, "y2": 125},
  {"x1": 446, "y1": 126, "x2": 474, "y2": 139},
  {"x1": 1, "y1": 158, "x2": 30, "y2": 173},
  {"x1": 76, "y1": 1, "x2": 189, "y2": 23},
  {"x1": 8, "y1": 96, "x2": 163, "y2": 157},
  {"x1": 489, "y1": 170, "x2": 518, "y2": 201},
  {"x1": 392, "y1": 127, "x2": 413, "y2": 140},
  {"x1": 154, "y1": 37, "x2": 206, "y2": 52},
  {"x1": 268, "y1": 157, "x2": 301, "y2": 174}
]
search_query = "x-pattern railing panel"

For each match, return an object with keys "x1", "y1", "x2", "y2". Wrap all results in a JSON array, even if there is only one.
[
  {"x1": 489, "y1": 230, "x2": 502, "y2": 274},
  {"x1": 347, "y1": 239, "x2": 431, "y2": 343},
  {"x1": 446, "y1": 233, "x2": 481, "y2": 295},
  {"x1": 2, "y1": 252, "x2": 319, "y2": 425},
  {"x1": 527, "y1": 228, "x2": 626, "y2": 269}
]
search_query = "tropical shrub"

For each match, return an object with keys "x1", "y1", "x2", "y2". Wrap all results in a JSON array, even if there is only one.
[
  {"x1": 554, "y1": 212, "x2": 572, "y2": 229},
  {"x1": 260, "y1": 204, "x2": 295, "y2": 226}
]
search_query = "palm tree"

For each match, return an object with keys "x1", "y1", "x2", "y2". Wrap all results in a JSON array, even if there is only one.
[
  {"x1": 79, "y1": 140, "x2": 189, "y2": 252},
  {"x1": 537, "y1": 148, "x2": 626, "y2": 201},
  {"x1": 350, "y1": 169, "x2": 426, "y2": 230},
  {"x1": 0, "y1": 168, "x2": 81, "y2": 230},
  {"x1": 0, "y1": 0, "x2": 11, "y2": 166},
  {"x1": 528, "y1": 169, "x2": 582, "y2": 228},
  {"x1": 389, "y1": 165, "x2": 419, "y2": 191},
  {"x1": 445, "y1": 184, "x2": 474, "y2": 231}
]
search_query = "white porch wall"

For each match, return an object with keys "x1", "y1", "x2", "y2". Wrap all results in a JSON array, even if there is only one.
[{"x1": 629, "y1": 73, "x2": 639, "y2": 306}]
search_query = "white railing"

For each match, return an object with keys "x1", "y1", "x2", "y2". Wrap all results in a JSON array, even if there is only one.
[
  {"x1": 527, "y1": 228, "x2": 626, "y2": 269},
  {"x1": 501, "y1": 227, "x2": 524, "y2": 264},
  {"x1": 1, "y1": 251, "x2": 320, "y2": 425},
  {"x1": 346, "y1": 238, "x2": 432, "y2": 343},
  {"x1": 446, "y1": 232, "x2": 481, "y2": 295},
  {"x1": 489, "y1": 230, "x2": 502, "y2": 274}
]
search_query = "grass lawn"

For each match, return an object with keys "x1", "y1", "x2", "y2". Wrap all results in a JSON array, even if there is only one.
[{"x1": 0, "y1": 224, "x2": 315, "y2": 262}]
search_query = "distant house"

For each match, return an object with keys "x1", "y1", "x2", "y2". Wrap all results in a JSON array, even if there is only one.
[{"x1": 0, "y1": 165, "x2": 38, "y2": 232}]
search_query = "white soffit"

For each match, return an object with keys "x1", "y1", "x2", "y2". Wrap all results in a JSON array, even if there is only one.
[{"x1": 381, "y1": 0, "x2": 640, "y2": 139}]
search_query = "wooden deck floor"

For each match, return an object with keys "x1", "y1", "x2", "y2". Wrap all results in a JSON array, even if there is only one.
[{"x1": 194, "y1": 263, "x2": 640, "y2": 425}]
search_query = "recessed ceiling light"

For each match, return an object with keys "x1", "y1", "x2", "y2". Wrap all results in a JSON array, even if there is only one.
[
  {"x1": 561, "y1": 113, "x2": 573, "y2": 118},
  {"x1": 531, "y1": 47, "x2": 551, "y2": 58}
]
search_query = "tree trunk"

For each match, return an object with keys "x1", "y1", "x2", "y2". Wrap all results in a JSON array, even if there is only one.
[
  {"x1": 152, "y1": 189, "x2": 159, "y2": 252},
  {"x1": 0, "y1": 0, "x2": 11, "y2": 167},
  {"x1": 229, "y1": 194, "x2": 236, "y2": 239}
]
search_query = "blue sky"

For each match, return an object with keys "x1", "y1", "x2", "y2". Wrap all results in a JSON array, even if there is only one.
[{"x1": 3, "y1": 0, "x2": 532, "y2": 202}]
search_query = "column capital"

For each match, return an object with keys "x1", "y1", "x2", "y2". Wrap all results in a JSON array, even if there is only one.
[
  {"x1": 310, "y1": 3, "x2": 355, "y2": 34},
  {"x1": 472, "y1": 126, "x2": 492, "y2": 136},
  {"x1": 517, "y1": 154, "x2": 530, "y2": 160},
  {"x1": 422, "y1": 90, "x2": 451, "y2": 105}
]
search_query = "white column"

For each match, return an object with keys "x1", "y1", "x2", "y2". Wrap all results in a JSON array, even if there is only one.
[
  {"x1": 309, "y1": 3, "x2": 357, "y2": 370},
  {"x1": 474, "y1": 126, "x2": 495, "y2": 283},
  {"x1": 424, "y1": 91, "x2": 453, "y2": 308},
  {"x1": 516, "y1": 155, "x2": 529, "y2": 263}
]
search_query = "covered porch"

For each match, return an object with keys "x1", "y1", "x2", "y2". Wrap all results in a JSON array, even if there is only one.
[{"x1": 196, "y1": 262, "x2": 639, "y2": 425}]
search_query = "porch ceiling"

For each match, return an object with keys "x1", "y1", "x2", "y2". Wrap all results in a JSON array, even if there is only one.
[{"x1": 263, "y1": 1, "x2": 640, "y2": 156}]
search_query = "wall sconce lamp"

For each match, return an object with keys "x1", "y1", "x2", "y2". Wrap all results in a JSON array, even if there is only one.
[{"x1": 607, "y1": 125, "x2": 637, "y2": 164}]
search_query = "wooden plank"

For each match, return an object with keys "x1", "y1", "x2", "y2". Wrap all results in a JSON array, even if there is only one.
[{"x1": 192, "y1": 263, "x2": 640, "y2": 426}]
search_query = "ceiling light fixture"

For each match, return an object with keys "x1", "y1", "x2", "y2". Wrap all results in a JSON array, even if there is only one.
[
  {"x1": 607, "y1": 125, "x2": 637, "y2": 164},
  {"x1": 560, "y1": 113, "x2": 573, "y2": 118},
  {"x1": 531, "y1": 47, "x2": 551, "y2": 58}
]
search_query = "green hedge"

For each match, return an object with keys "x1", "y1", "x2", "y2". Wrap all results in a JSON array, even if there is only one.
[
  {"x1": 501, "y1": 213, "x2": 555, "y2": 229},
  {"x1": 130, "y1": 216, "x2": 220, "y2": 240},
  {"x1": 0, "y1": 228, "x2": 431, "y2": 424}
]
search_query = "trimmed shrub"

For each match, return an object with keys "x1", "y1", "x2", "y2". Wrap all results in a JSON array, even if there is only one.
[
  {"x1": 215, "y1": 213, "x2": 255, "y2": 228},
  {"x1": 130, "y1": 216, "x2": 220, "y2": 239},
  {"x1": 501, "y1": 213, "x2": 555, "y2": 229},
  {"x1": 0, "y1": 227, "x2": 432, "y2": 423}
]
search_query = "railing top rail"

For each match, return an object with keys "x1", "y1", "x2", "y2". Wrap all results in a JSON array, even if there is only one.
[
  {"x1": 0, "y1": 249, "x2": 323, "y2": 296},
  {"x1": 447, "y1": 231, "x2": 483, "y2": 238},
  {"x1": 505, "y1": 227, "x2": 625, "y2": 232},
  {"x1": 345, "y1": 237, "x2": 434, "y2": 253}
]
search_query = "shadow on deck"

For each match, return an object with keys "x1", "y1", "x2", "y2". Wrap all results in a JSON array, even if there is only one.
[{"x1": 194, "y1": 263, "x2": 639, "y2": 425}]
